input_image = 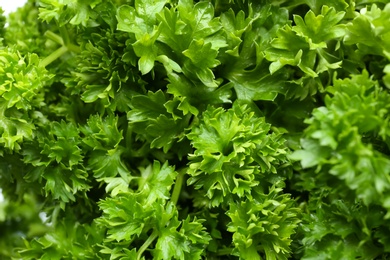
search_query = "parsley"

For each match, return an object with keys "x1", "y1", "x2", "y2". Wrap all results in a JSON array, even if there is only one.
[{"x1": 1, "y1": 0, "x2": 390, "y2": 259}]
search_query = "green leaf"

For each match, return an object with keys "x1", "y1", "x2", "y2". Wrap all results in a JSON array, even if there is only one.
[
  {"x1": 81, "y1": 114, "x2": 123, "y2": 150},
  {"x1": 88, "y1": 147, "x2": 130, "y2": 179},
  {"x1": 135, "y1": 0, "x2": 167, "y2": 26},
  {"x1": 220, "y1": 9, "x2": 252, "y2": 57},
  {"x1": 155, "y1": 228, "x2": 190, "y2": 260},
  {"x1": 0, "y1": 116, "x2": 35, "y2": 150},
  {"x1": 146, "y1": 114, "x2": 188, "y2": 152},
  {"x1": 344, "y1": 4, "x2": 390, "y2": 58},
  {"x1": 157, "y1": 7, "x2": 188, "y2": 53},
  {"x1": 154, "y1": 215, "x2": 211, "y2": 260},
  {"x1": 182, "y1": 39, "x2": 220, "y2": 87},
  {"x1": 117, "y1": 1, "x2": 167, "y2": 74},
  {"x1": 167, "y1": 73, "x2": 232, "y2": 116},
  {"x1": 19, "y1": 218, "x2": 104, "y2": 259},
  {"x1": 128, "y1": 90, "x2": 168, "y2": 122},
  {"x1": 43, "y1": 167, "x2": 76, "y2": 202},
  {"x1": 227, "y1": 62, "x2": 289, "y2": 101},
  {"x1": 137, "y1": 161, "x2": 177, "y2": 205},
  {"x1": 177, "y1": 1, "x2": 222, "y2": 44},
  {"x1": 183, "y1": 39, "x2": 220, "y2": 68},
  {"x1": 0, "y1": 49, "x2": 52, "y2": 151},
  {"x1": 304, "y1": 0, "x2": 350, "y2": 13},
  {"x1": 128, "y1": 90, "x2": 190, "y2": 152},
  {"x1": 103, "y1": 176, "x2": 133, "y2": 197},
  {"x1": 264, "y1": 6, "x2": 346, "y2": 81},
  {"x1": 289, "y1": 133, "x2": 332, "y2": 168},
  {"x1": 99, "y1": 194, "x2": 153, "y2": 242},
  {"x1": 187, "y1": 102, "x2": 289, "y2": 206},
  {"x1": 293, "y1": 6, "x2": 346, "y2": 46},
  {"x1": 292, "y1": 71, "x2": 390, "y2": 227},
  {"x1": 117, "y1": 5, "x2": 143, "y2": 35},
  {"x1": 81, "y1": 84, "x2": 112, "y2": 103},
  {"x1": 117, "y1": 1, "x2": 166, "y2": 35},
  {"x1": 98, "y1": 194, "x2": 178, "y2": 248},
  {"x1": 227, "y1": 185, "x2": 300, "y2": 260},
  {"x1": 133, "y1": 27, "x2": 161, "y2": 74},
  {"x1": 42, "y1": 121, "x2": 83, "y2": 168}
]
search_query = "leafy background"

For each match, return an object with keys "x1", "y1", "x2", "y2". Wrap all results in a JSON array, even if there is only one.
[{"x1": 1, "y1": 0, "x2": 390, "y2": 259}]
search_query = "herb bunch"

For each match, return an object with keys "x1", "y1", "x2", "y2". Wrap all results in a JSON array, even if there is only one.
[{"x1": 1, "y1": 0, "x2": 390, "y2": 259}]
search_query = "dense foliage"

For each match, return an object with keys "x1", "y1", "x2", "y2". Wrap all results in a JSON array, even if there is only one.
[{"x1": 1, "y1": 0, "x2": 390, "y2": 259}]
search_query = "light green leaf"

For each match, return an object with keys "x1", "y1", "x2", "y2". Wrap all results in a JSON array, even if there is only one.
[{"x1": 138, "y1": 161, "x2": 177, "y2": 205}]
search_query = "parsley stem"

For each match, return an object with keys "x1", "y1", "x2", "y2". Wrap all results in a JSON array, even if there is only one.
[
  {"x1": 51, "y1": 205, "x2": 60, "y2": 227},
  {"x1": 44, "y1": 31, "x2": 64, "y2": 45},
  {"x1": 59, "y1": 26, "x2": 70, "y2": 46},
  {"x1": 136, "y1": 229, "x2": 158, "y2": 260},
  {"x1": 68, "y1": 43, "x2": 81, "y2": 53},
  {"x1": 216, "y1": 248, "x2": 233, "y2": 255},
  {"x1": 40, "y1": 45, "x2": 68, "y2": 68},
  {"x1": 171, "y1": 168, "x2": 185, "y2": 205}
]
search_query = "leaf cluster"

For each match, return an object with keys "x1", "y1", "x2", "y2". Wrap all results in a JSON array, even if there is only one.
[{"x1": 1, "y1": 0, "x2": 390, "y2": 259}]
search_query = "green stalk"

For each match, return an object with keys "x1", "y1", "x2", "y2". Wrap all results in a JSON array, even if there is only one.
[
  {"x1": 68, "y1": 43, "x2": 81, "y2": 53},
  {"x1": 171, "y1": 168, "x2": 185, "y2": 205},
  {"x1": 135, "y1": 168, "x2": 185, "y2": 259},
  {"x1": 51, "y1": 205, "x2": 60, "y2": 227},
  {"x1": 44, "y1": 31, "x2": 64, "y2": 45},
  {"x1": 58, "y1": 26, "x2": 70, "y2": 46},
  {"x1": 216, "y1": 248, "x2": 233, "y2": 256},
  {"x1": 136, "y1": 229, "x2": 159, "y2": 260},
  {"x1": 40, "y1": 45, "x2": 68, "y2": 67}
]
